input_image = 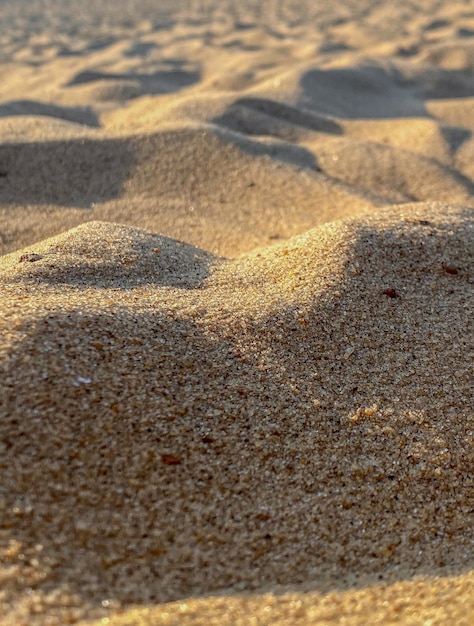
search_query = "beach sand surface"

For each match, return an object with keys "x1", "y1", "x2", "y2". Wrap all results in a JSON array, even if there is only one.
[{"x1": 0, "y1": 1, "x2": 473, "y2": 624}]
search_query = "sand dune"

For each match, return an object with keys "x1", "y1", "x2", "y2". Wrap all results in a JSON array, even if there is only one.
[{"x1": 0, "y1": 0, "x2": 473, "y2": 624}]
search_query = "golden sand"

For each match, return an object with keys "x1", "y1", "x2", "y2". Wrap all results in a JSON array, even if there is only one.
[{"x1": 0, "y1": 1, "x2": 473, "y2": 624}]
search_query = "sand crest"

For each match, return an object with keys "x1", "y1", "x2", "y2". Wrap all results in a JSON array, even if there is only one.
[{"x1": 0, "y1": 1, "x2": 473, "y2": 624}]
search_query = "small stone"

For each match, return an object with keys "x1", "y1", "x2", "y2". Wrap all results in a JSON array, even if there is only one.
[{"x1": 19, "y1": 253, "x2": 43, "y2": 263}]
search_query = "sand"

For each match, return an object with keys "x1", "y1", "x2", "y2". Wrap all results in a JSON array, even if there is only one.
[{"x1": 0, "y1": 0, "x2": 473, "y2": 624}]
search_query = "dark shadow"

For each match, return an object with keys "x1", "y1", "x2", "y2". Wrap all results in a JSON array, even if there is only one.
[
  {"x1": 439, "y1": 124, "x2": 472, "y2": 153},
  {"x1": 9, "y1": 226, "x2": 215, "y2": 290},
  {"x1": 299, "y1": 63, "x2": 474, "y2": 119},
  {"x1": 422, "y1": 68, "x2": 474, "y2": 99},
  {"x1": 424, "y1": 19, "x2": 450, "y2": 31},
  {"x1": 0, "y1": 100, "x2": 100, "y2": 127},
  {"x1": 150, "y1": 19, "x2": 177, "y2": 32},
  {"x1": 124, "y1": 42, "x2": 157, "y2": 58},
  {"x1": 214, "y1": 96, "x2": 343, "y2": 137},
  {"x1": 0, "y1": 137, "x2": 135, "y2": 206},
  {"x1": 261, "y1": 27, "x2": 287, "y2": 41},
  {"x1": 318, "y1": 41, "x2": 353, "y2": 54},
  {"x1": 0, "y1": 309, "x2": 310, "y2": 608},
  {"x1": 221, "y1": 40, "x2": 262, "y2": 52},
  {"x1": 458, "y1": 28, "x2": 474, "y2": 38},
  {"x1": 234, "y1": 21, "x2": 254, "y2": 31},
  {"x1": 65, "y1": 68, "x2": 200, "y2": 96},
  {"x1": 1, "y1": 212, "x2": 473, "y2": 614},
  {"x1": 212, "y1": 97, "x2": 343, "y2": 172},
  {"x1": 56, "y1": 46, "x2": 84, "y2": 58},
  {"x1": 214, "y1": 125, "x2": 320, "y2": 172},
  {"x1": 56, "y1": 36, "x2": 118, "y2": 57},
  {"x1": 85, "y1": 36, "x2": 117, "y2": 52},
  {"x1": 396, "y1": 44, "x2": 420, "y2": 58}
]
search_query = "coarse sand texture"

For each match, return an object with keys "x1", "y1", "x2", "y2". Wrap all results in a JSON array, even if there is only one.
[{"x1": 0, "y1": 0, "x2": 473, "y2": 624}]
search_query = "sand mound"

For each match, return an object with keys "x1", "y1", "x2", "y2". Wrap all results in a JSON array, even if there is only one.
[
  {"x1": 0, "y1": 0, "x2": 473, "y2": 624},
  {"x1": 75, "y1": 571, "x2": 474, "y2": 626},
  {"x1": 1, "y1": 204, "x2": 473, "y2": 624},
  {"x1": 2, "y1": 221, "x2": 215, "y2": 289}
]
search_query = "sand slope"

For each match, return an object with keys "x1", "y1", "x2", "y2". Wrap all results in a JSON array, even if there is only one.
[{"x1": 0, "y1": 1, "x2": 473, "y2": 624}]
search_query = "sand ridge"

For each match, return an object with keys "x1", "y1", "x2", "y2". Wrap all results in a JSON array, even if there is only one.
[{"x1": 0, "y1": 0, "x2": 474, "y2": 624}]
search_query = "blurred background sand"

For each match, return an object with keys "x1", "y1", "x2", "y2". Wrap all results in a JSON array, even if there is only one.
[{"x1": 1, "y1": 0, "x2": 473, "y2": 257}]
